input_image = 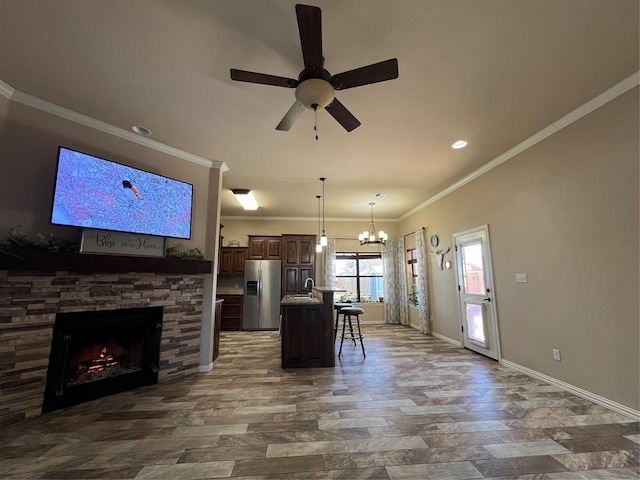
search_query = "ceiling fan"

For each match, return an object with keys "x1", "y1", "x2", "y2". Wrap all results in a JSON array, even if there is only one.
[{"x1": 230, "y1": 4, "x2": 399, "y2": 133}]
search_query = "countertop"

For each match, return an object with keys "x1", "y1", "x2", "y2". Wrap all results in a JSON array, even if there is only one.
[
  {"x1": 313, "y1": 286, "x2": 347, "y2": 292},
  {"x1": 280, "y1": 294, "x2": 322, "y2": 305}
]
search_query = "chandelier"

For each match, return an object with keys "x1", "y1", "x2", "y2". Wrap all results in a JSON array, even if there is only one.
[{"x1": 359, "y1": 202, "x2": 388, "y2": 246}]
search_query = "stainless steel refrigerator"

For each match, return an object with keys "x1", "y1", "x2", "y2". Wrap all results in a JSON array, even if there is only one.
[{"x1": 243, "y1": 260, "x2": 282, "y2": 330}]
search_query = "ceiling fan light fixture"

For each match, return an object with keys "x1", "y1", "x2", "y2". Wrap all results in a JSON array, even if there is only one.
[
  {"x1": 295, "y1": 79, "x2": 335, "y2": 109},
  {"x1": 231, "y1": 189, "x2": 259, "y2": 210}
]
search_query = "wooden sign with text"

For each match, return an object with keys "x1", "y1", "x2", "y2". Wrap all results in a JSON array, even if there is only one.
[{"x1": 80, "y1": 229, "x2": 166, "y2": 257}]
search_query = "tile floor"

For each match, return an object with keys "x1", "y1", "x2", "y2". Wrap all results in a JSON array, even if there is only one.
[{"x1": 1, "y1": 324, "x2": 638, "y2": 479}]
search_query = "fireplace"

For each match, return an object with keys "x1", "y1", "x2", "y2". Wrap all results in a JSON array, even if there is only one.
[{"x1": 43, "y1": 306, "x2": 163, "y2": 413}]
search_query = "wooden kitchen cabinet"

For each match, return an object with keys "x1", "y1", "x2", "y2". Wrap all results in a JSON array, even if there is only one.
[
  {"x1": 219, "y1": 247, "x2": 247, "y2": 277},
  {"x1": 247, "y1": 236, "x2": 282, "y2": 260},
  {"x1": 281, "y1": 234, "x2": 315, "y2": 295},
  {"x1": 217, "y1": 294, "x2": 243, "y2": 331},
  {"x1": 280, "y1": 289, "x2": 336, "y2": 368},
  {"x1": 281, "y1": 304, "x2": 323, "y2": 368}
]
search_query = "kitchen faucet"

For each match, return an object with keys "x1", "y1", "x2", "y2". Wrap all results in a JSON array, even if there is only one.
[{"x1": 304, "y1": 277, "x2": 315, "y2": 292}]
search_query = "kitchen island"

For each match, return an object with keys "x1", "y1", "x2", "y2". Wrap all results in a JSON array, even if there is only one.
[{"x1": 280, "y1": 287, "x2": 344, "y2": 369}]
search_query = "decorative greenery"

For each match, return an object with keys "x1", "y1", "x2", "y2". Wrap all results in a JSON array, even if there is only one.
[
  {"x1": 409, "y1": 284, "x2": 419, "y2": 306},
  {"x1": 165, "y1": 245, "x2": 206, "y2": 260},
  {"x1": 0, "y1": 226, "x2": 207, "y2": 261},
  {"x1": 339, "y1": 291, "x2": 355, "y2": 303},
  {"x1": 0, "y1": 225, "x2": 79, "y2": 258}
]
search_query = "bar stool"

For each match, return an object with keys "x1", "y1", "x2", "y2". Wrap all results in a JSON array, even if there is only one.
[
  {"x1": 333, "y1": 302, "x2": 350, "y2": 340},
  {"x1": 338, "y1": 307, "x2": 365, "y2": 357}
]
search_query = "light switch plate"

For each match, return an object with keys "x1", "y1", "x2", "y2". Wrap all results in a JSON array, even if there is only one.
[{"x1": 515, "y1": 273, "x2": 528, "y2": 283}]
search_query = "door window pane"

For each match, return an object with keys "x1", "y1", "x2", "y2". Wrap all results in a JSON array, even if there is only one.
[
  {"x1": 461, "y1": 242, "x2": 485, "y2": 294},
  {"x1": 465, "y1": 303, "x2": 486, "y2": 347}
]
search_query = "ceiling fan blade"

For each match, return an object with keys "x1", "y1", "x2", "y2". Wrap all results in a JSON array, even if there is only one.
[
  {"x1": 230, "y1": 69, "x2": 298, "y2": 88},
  {"x1": 296, "y1": 4, "x2": 323, "y2": 76},
  {"x1": 276, "y1": 101, "x2": 306, "y2": 131},
  {"x1": 325, "y1": 98, "x2": 361, "y2": 132},
  {"x1": 330, "y1": 58, "x2": 399, "y2": 90}
]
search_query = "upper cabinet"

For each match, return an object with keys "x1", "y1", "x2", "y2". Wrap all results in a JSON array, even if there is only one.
[
  {"x1": 247, "y1": 236, "x2": 282, "y2": 260},
  {"x1": 219, "y1": 247, "x2": 247, "y2": 277},
  {"x1": 281, "y1": 234, "x2": 316, "y2": 295}
]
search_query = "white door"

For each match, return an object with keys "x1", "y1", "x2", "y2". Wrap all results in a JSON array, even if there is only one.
[{"x1": 454, "y1": 225, "x2": 500, "y2": 360}]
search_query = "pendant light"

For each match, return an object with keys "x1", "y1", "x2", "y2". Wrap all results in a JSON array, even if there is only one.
[
  {"x1": 319, "y1": 177, "x2": 328, "y2": 246},
  {"x1": 315, "y1": 195, "x2": 323, "y2": 252},
  {"x1": 359, "y1": 202, "x2": 388, "y2": 246}
]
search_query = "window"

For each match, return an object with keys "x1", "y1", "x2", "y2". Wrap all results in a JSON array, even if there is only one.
[
  {"x1": 406, "y1": 248, "x2": 418, "y2": 287},
  {"x1": 335, "y1": 252, "x2": 384, "y2": 302},
  {"x1": 407, "y1": 248, "x2": 419, "y2": 306}
]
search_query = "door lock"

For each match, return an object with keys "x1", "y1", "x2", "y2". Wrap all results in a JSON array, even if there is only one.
[{"x1": 483, "y1": 297, "x2": 491, "y2": 302}]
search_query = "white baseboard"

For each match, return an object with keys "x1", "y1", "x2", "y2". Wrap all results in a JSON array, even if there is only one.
[
  {"x1": 501, "y1": 359, "x2": 640, "y2": 421},
  {"x1": 407, "y1": 323, "x2": 462, "y2": 347},
  {"x1": 431, "y1": 331, "x2": 462, "y2": 347},
  {"x1": 198, "y1": 362, "x2": 213, "y2": 373}
]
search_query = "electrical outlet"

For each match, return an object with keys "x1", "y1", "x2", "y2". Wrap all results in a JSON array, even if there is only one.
[
  {"x1": 553, "y1": 348, "x2": 561, "y2": 361},
  {"x1": 515, "y1": 273, "x2": 528, "y2": 283}
]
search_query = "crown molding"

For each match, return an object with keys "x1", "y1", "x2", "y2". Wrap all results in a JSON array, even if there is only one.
[
  {"x1": 221, "y1": 215, "x2": 399, "y2": 222},
  {"x1": 0, "y1": 80, "x2": 15, "y2": 99},
  {"x1": 400, "y1": 71, "x2": 640, "y2": 221},
  {"x1": 0, "y1": 80, "x2": 228, "y2": 172},
  {"x1": 3, "y1": 70, "x2": 637, "y2": 218}
]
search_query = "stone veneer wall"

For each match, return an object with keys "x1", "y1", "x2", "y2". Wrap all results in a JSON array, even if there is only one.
[{"x1": 0, "y1": 269, "x2": 206, "y2": 426}]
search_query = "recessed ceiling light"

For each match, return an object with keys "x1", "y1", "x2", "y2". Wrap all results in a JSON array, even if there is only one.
[
  {"x1": 231, "y1": 189, "x2": 259, "y2": 210},
  {"x1": 451, "y1": 140, "x2": 468, "y2": 149},
  {"x1": 132, "y1": 125, "x2": 152, "y2": 136}
]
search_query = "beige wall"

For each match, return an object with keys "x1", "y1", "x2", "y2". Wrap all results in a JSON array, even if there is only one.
[
  {"x1": 400, "y1": 88, "x2": 639, "y2": 410},
  {"x1": 0, "y1": 101, "x2": 215, "y2": 252}
]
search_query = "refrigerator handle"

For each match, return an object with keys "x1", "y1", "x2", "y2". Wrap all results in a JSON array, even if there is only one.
[{"x1": 257, "y1": 268, "x2": 263, "y2": 322}]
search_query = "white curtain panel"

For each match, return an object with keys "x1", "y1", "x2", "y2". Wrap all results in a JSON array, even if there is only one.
[
  {"x1": 382, "y1": 237, "x2": 408, "y2": 325},
  {"x1": 322, "y1": 237, "x2": 336, "y2": 288},
  {"x1": 415, "y1": 229, "x2": 431, "y2": 335}
]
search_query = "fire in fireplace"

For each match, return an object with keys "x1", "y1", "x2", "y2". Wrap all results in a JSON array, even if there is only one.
[{"x1": 43, "y1": 306, "x2": 163, "y2": 413}]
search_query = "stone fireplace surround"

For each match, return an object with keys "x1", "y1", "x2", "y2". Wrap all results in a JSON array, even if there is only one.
[{"x1": 0, "y1": 251, "x2": 212, "y2": 426}]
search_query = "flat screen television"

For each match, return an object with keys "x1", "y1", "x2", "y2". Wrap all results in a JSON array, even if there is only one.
[{"x1": 50, "y1": 146, "x2": 193, "y2": 239}]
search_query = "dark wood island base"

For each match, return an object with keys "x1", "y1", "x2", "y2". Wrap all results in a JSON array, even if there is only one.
[{"x1": 280, "y1": 288, "x2": 344, "y2": 369}]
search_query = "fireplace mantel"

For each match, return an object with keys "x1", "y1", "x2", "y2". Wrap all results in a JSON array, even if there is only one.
[{"x1": 0, "y1": 250, "x2": 212, "y2": 275}]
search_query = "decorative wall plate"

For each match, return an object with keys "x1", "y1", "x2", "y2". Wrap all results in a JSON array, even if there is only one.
[{"x1": 430, "y1": 234, "x2": 439, "y2": 248}]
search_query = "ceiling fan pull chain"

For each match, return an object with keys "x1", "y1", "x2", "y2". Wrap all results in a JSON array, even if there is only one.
[{"x1": 313, "y1": 104, "x2": 319, "y2": 141}]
